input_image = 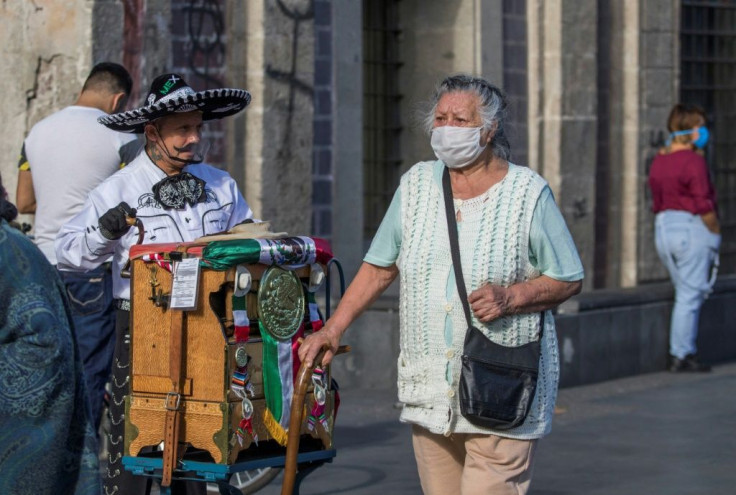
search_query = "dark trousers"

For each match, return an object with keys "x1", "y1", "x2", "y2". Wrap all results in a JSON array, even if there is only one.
[
  {"x1": 59, "y1": 264, "x2": 116, "y2": 432},
  {"x1": 105, "y1": 309, "x2": 206, "y2": 495}
]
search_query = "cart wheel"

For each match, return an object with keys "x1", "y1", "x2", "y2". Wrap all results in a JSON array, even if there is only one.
[{"x1": 206, "y1": 467, "x2": 281, "y2": 494}]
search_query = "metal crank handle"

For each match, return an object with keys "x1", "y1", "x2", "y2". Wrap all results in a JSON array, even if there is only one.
[
  {"x1": 125, "y1": 215, "x2": 145, "y2": 245},
  {"x1": 120, "y1": 216, "x2": 145, "y2": 279}
]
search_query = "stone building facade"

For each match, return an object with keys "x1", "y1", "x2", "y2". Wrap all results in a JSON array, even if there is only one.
[
  {"x1": 1, "y1": 0, "x2": 314, "y2": 237},
  {"x1": 324, "y1": 0, "x2": 736, "y2": 388},
  {"x1": 1, "y1": 0, "x2": 735, "y2": 388}
]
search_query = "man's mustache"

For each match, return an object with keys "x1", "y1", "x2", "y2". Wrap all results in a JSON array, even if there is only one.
[{"x1": 173, "y1": 144, "x2": 196, "y2": 153}]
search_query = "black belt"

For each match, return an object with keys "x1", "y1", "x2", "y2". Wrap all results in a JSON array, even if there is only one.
[{"x1": 114, "y1": 299, "x2": 131, "y2": 311}]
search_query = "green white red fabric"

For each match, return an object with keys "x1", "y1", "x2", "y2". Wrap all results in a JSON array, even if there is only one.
[{"x1": 261, "y1": 321, "x2": 305, "y2": 445}]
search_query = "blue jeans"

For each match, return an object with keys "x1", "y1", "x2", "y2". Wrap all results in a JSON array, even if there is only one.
[
  {"x1": 58, "y1": 264, "x2": 116, "y2": 431},
  {"x1": 654, "y1": 211, "x2": 721, "y2": 359}
]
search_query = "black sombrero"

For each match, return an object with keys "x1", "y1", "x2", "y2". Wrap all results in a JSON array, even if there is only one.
[{"x1": 98, "y1": 73, "x2": 251, "y2": 133}]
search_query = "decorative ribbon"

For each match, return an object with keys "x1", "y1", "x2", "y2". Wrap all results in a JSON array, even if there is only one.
[
  {"x1": 200, "y1": 237, "x2": 333, "y2": 271},
  {"x1": 261, "y1": 319, "x2": 305, "y2": 446},
  {"x1": 230, "y1": 292, "x2": 257, "y2": 446},
  {"x1": 142, "y1": 253, "x2": 172, "y2": 272},
  {"x1": 236, "y1": 416, "x2": 257, "y2": 447},
  {"x1": 232, "y1": 293, "x2": 250, "y2": 343},
  {"x1": 306, "y1": 292, "x2": 330, "y2": 431},
  {"x1": 255, "y1": 237, "x2": 316, "y2": 266},
  {"x1": 307, "y1": 292, "x2": 324, "y2": 332},
  {"x1": 307, "y1": 367, "x2": 329, "y2": 433},
  {"x1": 306, "y1": 405, "x2": 327, "y2": 432},
  {"x1": 236, "y1": 396, "x2": 257, "y2": 447}
]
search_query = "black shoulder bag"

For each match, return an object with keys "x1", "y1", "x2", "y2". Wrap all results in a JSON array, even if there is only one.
[{"x1": 442, "y1": 167, "x2": 543, "y2": 431}]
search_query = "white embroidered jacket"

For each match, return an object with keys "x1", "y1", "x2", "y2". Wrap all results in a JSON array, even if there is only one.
[{"x1": 55, "y1": 153, "x2": 253, "y2": 300}]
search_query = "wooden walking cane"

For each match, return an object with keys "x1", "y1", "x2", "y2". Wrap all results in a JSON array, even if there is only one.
[{"x1": 281, "y1": 344, "x2": 350, "y2": 495}]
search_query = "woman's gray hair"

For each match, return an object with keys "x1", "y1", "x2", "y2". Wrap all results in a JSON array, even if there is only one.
[{"x1": 423, "y1": 74, "x2": 511, "y2": 160}]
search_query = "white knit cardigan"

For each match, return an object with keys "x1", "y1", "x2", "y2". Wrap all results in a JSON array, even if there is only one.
[{"x1": 396, "y1": 161, "x2": 560, "y2": 439}]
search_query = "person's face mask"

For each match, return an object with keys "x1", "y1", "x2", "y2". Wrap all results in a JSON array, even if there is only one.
[
  {"x1": 670, "y1": 126, "x2": 710, "y2": 149},
  {"x1": 693, "y1": 126, "x2": 709, "y2": 149},
  {"x1": 431, "y1": 126, "x2": 487, "y2": 169}
]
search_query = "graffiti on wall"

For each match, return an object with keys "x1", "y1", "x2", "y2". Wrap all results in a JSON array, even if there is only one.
[
  {"x1": 183, "y1": 0, "x2": 225, "y2": 88},
  {"x1": 176, "y1": 0, "x2": 228, "y2": 165}
]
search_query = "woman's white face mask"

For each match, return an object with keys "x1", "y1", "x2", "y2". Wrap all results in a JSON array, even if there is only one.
[{"x1": 430, "y1": 126, "x2": 487, "y2": 169}]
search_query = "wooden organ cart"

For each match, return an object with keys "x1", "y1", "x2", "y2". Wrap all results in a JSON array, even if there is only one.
[{"x1": 122, "y1": 233, "x2": 346, "y2": 495}]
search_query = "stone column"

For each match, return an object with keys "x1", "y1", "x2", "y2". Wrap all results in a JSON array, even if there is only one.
[
  {"x1": 597, "y1": 0, "x2": 678, "y2": 287},
  {"x1": 479, "y1": 0, "x2": 505, "y2": 85},
  {"x1": 226, "y1": 0, "x2": 314, "y2": 236},
  {"x1": 634, "y1": 0, "x2": 679, "y2": 284},
  {"x1": 619, "y1": 1, "x2": 641, "y2": 287},
  {"x1": 528, "y1": 0, "x2": 597, "y2": 290},
  {"x1": 398, "y1": 0, "x2": 480, "y2": 169}
]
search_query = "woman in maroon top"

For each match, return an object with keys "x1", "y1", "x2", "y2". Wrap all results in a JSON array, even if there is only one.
[{"x1": 648, "y1": 104, "x2": 721, "y2": 372}]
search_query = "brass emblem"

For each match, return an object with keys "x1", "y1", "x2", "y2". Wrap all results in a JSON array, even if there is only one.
[{"x1": 257, "y1": 267, "x2": 305, "y2": 340}]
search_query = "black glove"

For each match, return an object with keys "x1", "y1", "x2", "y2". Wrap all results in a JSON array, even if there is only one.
[{"x1": 98, "y1": 202, "x2": 136, "y2": 240}]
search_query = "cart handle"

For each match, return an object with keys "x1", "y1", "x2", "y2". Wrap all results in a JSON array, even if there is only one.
[
  {"x1": 120, "y1": 216, "x2": 144, "y2": 279},
  {"x1": 281, "y1": 344, "x2": 350, "y2": 495}
]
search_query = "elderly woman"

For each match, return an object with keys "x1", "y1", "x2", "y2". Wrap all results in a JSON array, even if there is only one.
[{"x1": 299, "y1": 75, "x2": 583, "y2": 494}]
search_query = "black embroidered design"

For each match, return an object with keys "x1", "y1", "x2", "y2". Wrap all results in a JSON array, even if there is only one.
[
  {"x1": 151, "y1": 172, "x2": 207, "y2": 209},
  {"x1": 137, "y1": 194, "x2": 160, "y2": 209}
]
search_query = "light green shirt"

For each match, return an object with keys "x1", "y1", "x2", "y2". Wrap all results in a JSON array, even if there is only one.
[{"x1": 365, "y1": 165, "x2": 584, "y2": 282}]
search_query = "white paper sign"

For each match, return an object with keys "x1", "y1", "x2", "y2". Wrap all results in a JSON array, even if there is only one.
[{"x1": 170, "y1": 257, "x2": 201, "y2": 310}]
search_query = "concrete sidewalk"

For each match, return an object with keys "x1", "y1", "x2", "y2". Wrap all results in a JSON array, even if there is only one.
[{"x1": 256, "y1": 361, "x2": 736, "y2": 494}]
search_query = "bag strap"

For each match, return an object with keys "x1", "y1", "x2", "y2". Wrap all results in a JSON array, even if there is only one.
[
  {"x1": 442, "y1": 166, "x2": 474, "y2": 329},
  {"x1": 441, "y1": 167, "x2": 544, "y2": 338}
]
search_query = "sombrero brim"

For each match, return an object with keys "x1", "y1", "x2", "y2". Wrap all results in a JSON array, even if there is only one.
[{"x1": 98, "y1": 88, "x2": 251, "y2": 133}]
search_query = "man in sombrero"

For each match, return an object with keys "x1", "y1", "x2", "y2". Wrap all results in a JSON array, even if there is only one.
[{"x1": 55, "y1": 73, "x2": 253, "y2": 494}]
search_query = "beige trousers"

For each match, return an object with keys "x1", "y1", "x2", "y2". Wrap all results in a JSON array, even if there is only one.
[{"x1": 411, "y1": 424, "x2": 538, "y2": 495}]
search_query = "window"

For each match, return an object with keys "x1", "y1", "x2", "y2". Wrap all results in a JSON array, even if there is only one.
[
  {"x1": 363, "y1": 0, "x2": 403, "y2": 240},
  {"x1": 681, "y1": 0, "x2": 736, "y2": 273}
]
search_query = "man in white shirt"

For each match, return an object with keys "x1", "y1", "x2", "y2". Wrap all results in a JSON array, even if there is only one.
[
  {"x1": 56, "y1": 72, "x2": 253, "y2": 495},
  {"x1": 16, "y1": 62, "x2": 138, "y2": 434}
]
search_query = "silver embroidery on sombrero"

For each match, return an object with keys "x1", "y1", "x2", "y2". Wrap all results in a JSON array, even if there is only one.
[{"x1": 157, "y1": 86, "x2": 196, "y2": 105}]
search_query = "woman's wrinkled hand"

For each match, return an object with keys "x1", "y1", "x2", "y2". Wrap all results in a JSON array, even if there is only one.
[
  {"x1": 468, "y1": 283, "x2": 511, "y2": 323},
  {"x1": 298, "y1": 323, "x2": 342, "y2": 368}
]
